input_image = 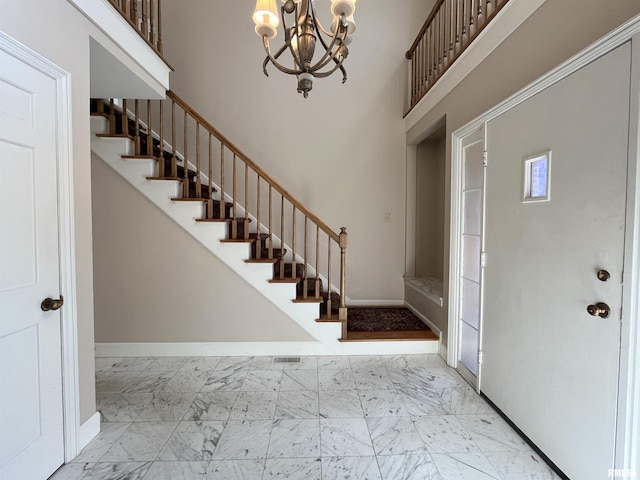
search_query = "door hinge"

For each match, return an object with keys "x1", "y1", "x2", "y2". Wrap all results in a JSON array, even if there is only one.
[
  {"x1": 478, "y1": 350, "x2": 484, "y2": 366},
  {"x1": 483, "y1": 150, "x2": 488, "y2": 166},
  {"x1": 480, "y1": 251, "x2": 486, "y2": 268}
]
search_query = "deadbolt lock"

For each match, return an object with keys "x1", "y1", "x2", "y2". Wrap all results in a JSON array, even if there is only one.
[
  {"x1": 41, "y1": 296, "x2": 64, "y2": 312},
  {"x1": 587, "y1": 302, "x2": 610, "y2": 319},
  {"x1": 597, "y1": 270, "x2": 610, "y2": 282}
]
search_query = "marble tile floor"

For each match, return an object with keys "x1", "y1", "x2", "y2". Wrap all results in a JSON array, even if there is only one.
[{"x1": 50, "y1": 354, "x2": 562, "y2": 480}]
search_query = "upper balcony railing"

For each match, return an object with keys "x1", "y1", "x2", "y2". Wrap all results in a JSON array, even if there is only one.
[
  {"x1": 108, "y1": 0, "x2": 163, "y2": 55},
  {"x1": 406, "y1": 0, "x2": 509, "y2": 112}
]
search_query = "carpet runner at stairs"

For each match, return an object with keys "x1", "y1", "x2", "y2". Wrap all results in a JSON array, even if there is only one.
[{"x1": 91, "y1": 100, "x2": 438, "y2": 344}]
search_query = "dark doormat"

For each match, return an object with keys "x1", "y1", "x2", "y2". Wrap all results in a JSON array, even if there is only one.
[{"x1": 347, "y1": 307, "x2": 430, "y2": 332}]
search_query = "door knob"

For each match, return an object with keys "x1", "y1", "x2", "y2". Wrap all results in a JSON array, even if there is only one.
[
  {"x1": 587, "y1": 302, "x2": 610, "y2": 319},
  {"x1": 597, "y1": 270, "x2": 610, "y2": 282},
  {"x1": 41, "y1": 296, "x2": 64, "y2": 312}
]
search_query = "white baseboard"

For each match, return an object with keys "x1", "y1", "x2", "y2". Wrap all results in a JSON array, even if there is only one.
[
  {"x1": 404, "y1": 301, "x2": 443, "y2": 338},
  {"x1": 95, "y1": 342, "x2": 336, "y2": 357},
  {"x1": 78, "y1": 412, "x2": 100, "y2": 453},
  {"x1": 439, "y1": 342, "x2": 448, "y2": 365},
  {"x1": 95, "y1": 340, "x2": 440, "y2": 357}
]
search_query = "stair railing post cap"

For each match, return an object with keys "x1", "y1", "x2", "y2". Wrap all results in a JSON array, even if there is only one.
[{"x1": 339, "y1": 227, "x2": 348, "y2": 248}]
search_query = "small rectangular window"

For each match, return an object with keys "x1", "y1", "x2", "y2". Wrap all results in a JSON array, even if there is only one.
[{"x1": 523, "y1": 151, "x2": 551, "y2": 202}]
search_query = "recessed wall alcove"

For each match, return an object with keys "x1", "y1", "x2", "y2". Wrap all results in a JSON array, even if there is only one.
[{"x1": 404, "y1": 118, "x2": 447, "y2": 346}]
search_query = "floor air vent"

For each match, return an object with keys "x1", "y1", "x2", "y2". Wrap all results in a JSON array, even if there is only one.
[{"x1": 273, "y1": 357, "x2": 301, "y2": 364}]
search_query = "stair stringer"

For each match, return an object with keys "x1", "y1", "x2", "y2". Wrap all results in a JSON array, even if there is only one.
[{"x1": 90, "y1": 116, "x2": 343, "y2": 353}]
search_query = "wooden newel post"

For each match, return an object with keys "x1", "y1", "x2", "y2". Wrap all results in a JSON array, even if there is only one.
[{"x1": 339, "y1": 227, "x2": 348, "y2": 322}]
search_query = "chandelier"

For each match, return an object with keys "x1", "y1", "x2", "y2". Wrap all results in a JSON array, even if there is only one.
[{"x1": 252, "y1": 0, "x2": 357, "y2": 98}]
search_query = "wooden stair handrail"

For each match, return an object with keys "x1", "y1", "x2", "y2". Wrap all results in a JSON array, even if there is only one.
[
  {"x1": 406, "y1": 0, "x2": 446, "y2": 59},
  {"x1": 167, "y1": 90, "x2": 340, "y2": 243}
]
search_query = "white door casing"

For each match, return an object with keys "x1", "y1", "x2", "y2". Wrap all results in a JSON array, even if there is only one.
[
  {"x1": 482, "y1": 44, "x2": 629, "y2": 480},
  {"x1": 0, "y1": 32, "x2": 79, "y2": 477}
]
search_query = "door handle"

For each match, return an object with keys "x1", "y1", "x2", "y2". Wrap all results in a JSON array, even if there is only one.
[
  {"x1": 41, "y1": 296, "x2": 64, "y2": 312},
  {"x1": 587, "y1": 302, "x2": 610, "y2": 319}
]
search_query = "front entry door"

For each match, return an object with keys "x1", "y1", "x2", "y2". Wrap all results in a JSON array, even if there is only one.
[
  {"x1": 0, "y1": 48, "x2": 65, "y2": 479},
  {"x1": 481, "y1": 44, "x2": 631, "y2": 480}
]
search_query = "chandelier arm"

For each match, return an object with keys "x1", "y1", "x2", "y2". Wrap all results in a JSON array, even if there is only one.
[
  {"x1": 314, "y1": 11, "x2": 346, "y2": 47},
  {"x1": 262, "y1": 36, "x2": 303, "y2": 76},
  {"x1": 308, "y1": 27, "x2": 345, "y2": 73},
  {"x1": 309, "y1": 12, "x2": 347, "y2": 72},
  {"x1": 262, "y1": 42, "x2": 287, "y2": 76},
  {"x1": 315, "y1": 19, "x2": 336, "y2": 38},
  {"x1": 338, "y1": 63, "x2": 348, "y2": 83},
  {"x1": 312, "y1": 56, "x2": 347, "y2": 82},
  {"x1": 309, "y1": 48, "x2": 347, "y2": 73},
  {"x1": 309, "y1": 0, "x2": 336, "y2": 39},
  {"x1": 309, "y1": 0, "x2": 347, "y2": 40}
]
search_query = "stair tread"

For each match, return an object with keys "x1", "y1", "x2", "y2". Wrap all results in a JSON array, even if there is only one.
[
  {"x1": 171, "y1": 197, "x2": 210, "y2": 202},
  {"x1": 316, "y1": 314, "x2": 342, "y2": 323},
  {"x1": 221, "y1": 238, "x2": 257, "y2": 244},
  {"x1": 96, "y1": 133, "x2": 134, "y2": 139},
  {"x1": 146, "y1": 176, "x2": 182, "y2": 181},
  {"x1": 340, "y1": 330, "x2": 438, "y2": 342},
  {"x1": 197, "y1": 217, "x2": 252, "y2": 223},
  {"x1": 293, "y1": 297, "x2": 323, "y2": 304},
  {"x1": 245, "y1": 258, "x2": 279, "y2": 264},
  {"x1": 122, "y1": 155, "x2": 158, "y2": 160}
]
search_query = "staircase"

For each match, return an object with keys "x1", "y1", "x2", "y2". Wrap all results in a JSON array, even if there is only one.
[{"x1": 90, "y1": 95, "x2": 438, "y2": 355}]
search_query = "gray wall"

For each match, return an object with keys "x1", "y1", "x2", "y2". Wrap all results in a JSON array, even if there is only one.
[
  {"x1": 415, "y1": 134, "x2": 446, "y2": 279},
  {"x1": 91, "y1": 155, "x2": 315, "y2": 343}
]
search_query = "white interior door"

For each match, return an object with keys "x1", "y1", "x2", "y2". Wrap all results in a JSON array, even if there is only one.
[
  {"x1": 481, "y1": 43, "x2": 631, "y2": 480},
  {"x1": 0, "y1": 48, "x2": 65, "y2": 479},
  {"x1": 457, "y1": 128, "x2": 485, "y2": 388}
]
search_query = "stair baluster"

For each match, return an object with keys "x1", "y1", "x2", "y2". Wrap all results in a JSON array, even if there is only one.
[
  {"x1": 406, "y1": 0, "x2": 510, "y2": 111},
  {"x1": 134, "y1": 100, "x2": 140, "y2": 155},
  {"x1": 158, "y1": 102, "x2": 165, "y2": 175},
  {"x1": 182, "y1": 110, "x2": 188, "y2": 198},
  {"x1": 280, "y1": 195, "x2": 285, "y2": 279},
  {"x1": 109, "y1": 99, "x2": 116, "y2": 133},
  {"x1": 233, "y1": 154, "x2": 238, "y2": 236},
  {"x1": 141, "y1": 0, "x2": 148, "y2": 39},
  {"x1": 170, "y1": 100, "x2": 177, "y2": 177},
  {"x1": 207, "y1": 134, "x2": 214, "y2": 219},
  {"x1": 268, "y1": 185, "x2": 273, "y2": 259},
  {"x1": 146, "y1": 100, "x2": 153, "y2": 157},
  {"x1": 195, "y1": 124, "x2": 201, "y2": 197},
  {"x1": 219, "y1": 143, "x2": 225, "y2": 217},
  {"x1": 157, "y1": 0, "x2": 163, "y2": 53}
]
